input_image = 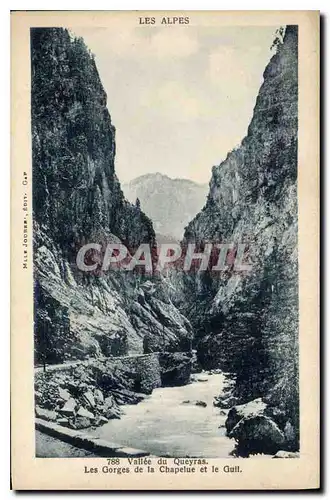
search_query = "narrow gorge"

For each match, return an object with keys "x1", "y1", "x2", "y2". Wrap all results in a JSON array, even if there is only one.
[{"x1": 32, "y1": 26, "x2": 299, "y2": 458}]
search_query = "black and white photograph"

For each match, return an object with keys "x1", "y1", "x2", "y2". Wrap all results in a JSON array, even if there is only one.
[
  {"x1": 10, "y1": 10, "x2": 319, "y2": 490},
  {"x1": 32, "y1": 22, "x2": 299, "y2": 460}
]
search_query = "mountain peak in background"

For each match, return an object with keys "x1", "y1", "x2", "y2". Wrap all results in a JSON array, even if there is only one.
[{"x1": 123, "y1": 173, "x2": 208, "y2": 241}]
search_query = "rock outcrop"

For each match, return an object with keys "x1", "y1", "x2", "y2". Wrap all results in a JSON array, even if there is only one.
[
  {"x1": 159, "y1": 352, "x2": 192, "y2": 386},
  {"x1": 224, "y1": 397, "x2": 295, "y2": 455},
  {"x1": 182, "y1": 26, "x2": 299, "y2": 451},
  {"x1": 272, "y1": 450, "x2": 299, "y2": 459},
  {"x1": 31, "y1": 28, "x2": 192, "y2": 364},
  {"x1": 34, "y1": 355, "x2": 151, "y2": 429},
  {"x1": 225, "y1": 398, "x2": 267, "y2": 434},
  {"x1": 228, "y1": 415, "x2": 285, "y2": 456},
  {"x1": 34, "y1": 352, "x2": 192, "y2": 429}
]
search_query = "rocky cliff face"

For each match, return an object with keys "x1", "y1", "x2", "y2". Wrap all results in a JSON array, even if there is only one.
[
  {"x1": 183, "y1": 26, "x2": 299, "y2": 449},
  {"x1": 32, "y1": 28, "x2": 192, "y2": 363},
  {"x1": 123, "y1": 173, "x2": 208, "y2": 241}
]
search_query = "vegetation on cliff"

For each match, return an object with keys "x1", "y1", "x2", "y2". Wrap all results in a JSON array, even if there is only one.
[
  {"x1": 31, "y1": 28, "x2": 192, "y2": 364},
  {"x1": 182, "y1": 26, "x2": 299, "y2": 452}
]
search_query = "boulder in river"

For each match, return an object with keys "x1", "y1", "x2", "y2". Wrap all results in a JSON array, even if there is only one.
[
  {"x1": 77, "y1": 407, "x2": 95, "y2": 420},
  {"x1": 272, "y1": 450, "x2": 299, "y2": 459},
  {"x1": 229, "y1": 415, "x2": 285, "y2": 455},
  {"x1": 195, "y1": 400, "x2": 207, "y2": 407},
  {"x1": 181, "y1": 400, "x2": 207, "y2": 407},
  {"x1": 103, "y1": 395, "x2": 122, "y2": 419},
  {"x1": 74, "y1": 416, "x2": 93, "y2": 430},
  {"x1": 226, "y1": 398, "x2": 267, "y2": 434},
  {"x1": 214, "y1": 395, "x2": 239, "y2": 409},
  {"x1": 96, "y1": 416, "x2": 108, "y2": 425},
  {"x1": 104, "y1": 407, "x2": 121, "y2": 420}
]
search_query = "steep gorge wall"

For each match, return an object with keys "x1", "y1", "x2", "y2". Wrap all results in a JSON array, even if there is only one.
[
  {"x1": 32, "y1": 28, "x2": 192, "y2": 363},
  {"x1": 31, "y1": 28, "x2": 155, "y2": 255},
  {"x1": 183, "y1": 27, "x2": 299, "y2": 445}
]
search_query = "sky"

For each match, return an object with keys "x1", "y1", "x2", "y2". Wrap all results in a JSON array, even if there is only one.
[{"x1": 73, "y1": 25, "x2": 279, "y2": 184}]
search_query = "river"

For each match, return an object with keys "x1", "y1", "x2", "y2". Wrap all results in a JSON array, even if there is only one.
[{"x1": 95, "y1": 373, "x2": 235, "y2": 458}]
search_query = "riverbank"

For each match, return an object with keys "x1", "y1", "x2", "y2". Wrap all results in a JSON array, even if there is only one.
[
  {"x1": 36, "y1": 372, "x2": 235, "y2": 458},
  {"x1": 35, "y1": 365, "x2": 297, "y2": 459},
  {"x1": 36, "y1": 419, "x2": 150, "y2": 457},
  {"x1": 36, "y1": 430, "x2": 97, "y2": 458},
  {"x1": 94, "y1": 373, "x2": 235, "y2": 458},
  {"x1": 34, "y1": 352, "x2": 192, "y2": 432}
]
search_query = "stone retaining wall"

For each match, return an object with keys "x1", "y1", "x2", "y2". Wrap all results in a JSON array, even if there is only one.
[{"x1": 36, "y1": 419, "x2": 150, "y2": 457}]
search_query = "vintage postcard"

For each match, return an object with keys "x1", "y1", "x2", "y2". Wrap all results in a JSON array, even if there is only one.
[{"x1": 11, "y1": 10, "x2": 319, "y2": 490}]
